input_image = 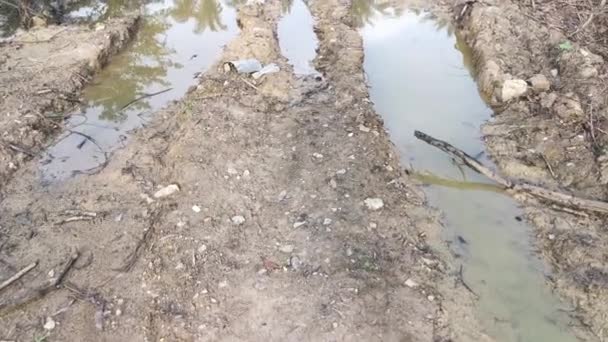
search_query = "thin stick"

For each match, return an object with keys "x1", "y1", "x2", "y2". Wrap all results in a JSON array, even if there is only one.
[
  {"x1": 120, "y1": 88, "x2": 172, "y2": 110},
  {"x1": 0, "y1": 262, "x2": 38, "y2": 292},
  {"x1": 414, "y1": 130, "x2": 608, "y2": 215}
]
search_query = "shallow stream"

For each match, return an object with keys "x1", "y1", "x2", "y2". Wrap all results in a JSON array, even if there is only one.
[{"x1": 360, "y1": 7, "x2": 577, "y2": 342}]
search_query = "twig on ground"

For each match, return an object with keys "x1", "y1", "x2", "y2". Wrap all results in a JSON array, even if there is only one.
[
  {"x1": 114, "y1": 210, "x2": 162, "y2": 272},
  {"x1": 0, "y1": 252, "x2": 79, "y2": 313},
  {"x1": 240, "y1": 77, "x2": 259, "y2": 91},
  {"x1": 540, "y1": 153, "x2": 557, "y2": 179},
  {"x1": 0, "y1": 262, "x2": 38, "y2": 292}
]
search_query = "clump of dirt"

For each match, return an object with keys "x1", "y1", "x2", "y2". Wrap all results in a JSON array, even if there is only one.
[
  {"x1": 0, "y1": 15, "x2": 139, "y2": 190},
  {"x1": 457, "y1": 0, "x2": 608, "y2": 339},
  {"x1": 0, "y1": 1, "x2": 489, "y2": 341}
]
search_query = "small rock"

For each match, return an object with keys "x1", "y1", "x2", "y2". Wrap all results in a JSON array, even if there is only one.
[
  {"x1": 500, "y1": 79, "x2": 528, "y2": 102},
  {"x1": 336, "y1": 169, "x2": 347, "y2": 175},
  {"x1": 427, "y1": 295, "x2": 435, "y2": 301},
  {"x1": 364, "y1": 198, "x2": 384, "y2": 211},
  {"x1": 358, "y1": 125, "x2": 371, "y2": 133},
  {"x1": 289, "y1": 255, "x2": 302, "y2": 270},
  {"x1": 192, "y1": 205, "x2": 201, "y2": 213},
  {"x1": 345, "y1": 248, "x2": 353, "y2": 257},
  {"x1": 369, "y1": 222, "x2": 377, "y2": 229},
  {"x1": 227, "y1": 167, "x2": 238, "y2": 175},
  {"x1": 218, "y1": 280, "x2": 228, "y2": 288},
  {"x1": 279, "y1": 245, "x2": 295, "y2": 253},
  {"x1": 312, "y1": 153, "x2": 324, "y2": 159},
  {"x1": 243, "y1": 170, "x2": 251, "y2": 178},
  {"x1": 231, "y1": 215, "x2": 246, "y2": 225},
  {"x1": 175, "y1": 262, "x2": 185, "y2": 270},
  {"x1": 404, "y1": 278, "x2": 419, "y2": 288},
  {"x1": 550, "y1": 69, "x2": 559, "y2": 77},
  {"x1": 323, "y1": 218, "x2": 332, "y2": 225},
  {"x1": 277, "y1": 190, "x2": 287, "y2": 201},
  {"x1": 153, "y1": 184, "x2": 180, "y2": 198},
  {"x1": 332, "y1": 322, "x2": 338, "y2": 329},
  {"x1": 293, "y1": 221, "x2": 306, "y2": 228},
  {"x1": 48, "y1": 269, "x2": 55, "y2": 278},
  {"x1": 553, "y1": 96, "x2": 584, "y2": 119},
  {"x1": 329, "y1": 179, "x2": 337, "y2": 189},
  {"x1": 529, "y1": 74, "x2": 551, "y2": 92},
  {"x1": 540, "y1": 92, "x2": 558, "y2": 109},
  {"x1": 43, "y1": 317, "x2": 56, "y2": 330},
  {"x1": 198, "y1": 244, "x2": 207, "y2": 253},
  {"x1": 580, "y1": 66, "x2": 598, "y2": 79},
  {"x1": 548, "y1": 234, "x2": 556, "y2": 240},
  {"x1": 114, "y1": 213, "x2": 123, "y2": 222}
]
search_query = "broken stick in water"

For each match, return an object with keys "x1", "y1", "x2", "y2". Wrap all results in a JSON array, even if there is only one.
[{"x1": 414, "y1": 130, "x2": 608, "y2": 215}]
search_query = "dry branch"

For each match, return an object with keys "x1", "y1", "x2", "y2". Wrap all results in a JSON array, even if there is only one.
[
  {"x1": 0, "y1": 262, "x2": 38, "y2": 292},
  {"x1": 414, "y1": 130, "x2": 608, "y2": 215}
]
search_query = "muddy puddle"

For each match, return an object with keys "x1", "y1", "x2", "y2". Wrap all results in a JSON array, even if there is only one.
[
  {"x1": 360, "y1": 9, "x2": 577, "y2": 342},
  {"x1": 277, "y1": 0, "x2": 318, "y2": 75},
  {"x1": 39, "y1": 0, "x2": 239, "y2": 181}
]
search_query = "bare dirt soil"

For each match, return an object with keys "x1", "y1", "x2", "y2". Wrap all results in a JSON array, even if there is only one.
[
  {"x1": 457, "y1": 0, "x2": 608, "y2": 339},
  {"x1": 0, "y1": 15, "x2": 139, "y2": 190},
  {"x1": 0, "y1": 1, "x2": 491, "y2": 341}
]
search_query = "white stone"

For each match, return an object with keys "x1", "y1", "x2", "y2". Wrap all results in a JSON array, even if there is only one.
[
  {"x1": 500, "y1": 79, "x2": 528, "y2": 102},
  {"x1": 153, "y1": 184, "x2": 180, "y2": 198},
  {"x1": 43, "y1": 317, "x2": 56, "y2": 330},
  {"x1": 231, "y1": 215, "x2": 246, "y2": 225},
  {"x1": 312, "y1": 153, "x2": 324, "y2": 159},
  {"x1": 364, "y1": 198, "x2": 384, "y2": 211},
  {"x1": 192, "y1": 205, "x2": 201, "y2": 213},
  {"x1": 404, "y1": 278, "x2": 419, "y2": 288},
  {"x1": 336, "y1": 169, "x2": 347, "y2": 175},
  {"x1": 323, "y1": 218, "x2": 332, "y2": 225},
  {"x1": 279, "y1": 245, "x2": 295, "y2": 253},
  {"x1": 293, "y1": 221, "x2": 306, "y2": 228}
]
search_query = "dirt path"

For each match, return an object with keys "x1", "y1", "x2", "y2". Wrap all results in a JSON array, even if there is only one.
[
  {"x1": 0, "y1": 1, "x2": 489, "y2": 341},
  {"x1": 0, "y1": 15, "x2": 139, "y2": 190},
  {"x1": 457, "y1": 0, "x2": 608, "y2": 339}
]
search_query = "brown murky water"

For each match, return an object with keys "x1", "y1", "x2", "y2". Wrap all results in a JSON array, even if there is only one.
[
  {"x1": 39, "y1": 0, "x2": 239, "y2": 181},
  {"x1": 360, "y1": 8, "x2": 577, "y2": 342}
]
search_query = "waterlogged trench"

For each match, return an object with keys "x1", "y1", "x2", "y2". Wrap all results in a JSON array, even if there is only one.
[
  {"x1": 40, "y1": 0, "x2": 239, "y2": 181},
  {"x1": 361, "y1": 10, "x2": 577, "y2": 342}
]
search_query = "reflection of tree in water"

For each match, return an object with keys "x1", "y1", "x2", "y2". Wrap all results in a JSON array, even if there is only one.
[
  {"x1": 170, "y1": 0, "x2": 227, "y2": 33},
  {"x1": 85, "y1": 15, "x2": 178, "y2": 122},
  {"x1": 280, "y1": 0, "x2": 293, "y2": 14},
  {"x1": 351, "y1": 0, "x2": 402, "y2": 27}
]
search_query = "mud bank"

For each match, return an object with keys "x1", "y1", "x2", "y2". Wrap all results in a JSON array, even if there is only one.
[
  {"x1": 0, "y1": 1, "x2": 489, "y2": 341},
  {"x1": 458, "y1": 0, "x2": 608, "y2": 339},
  {"x1": 0, "y1": 15, "x2": 139, "y2": 190}
]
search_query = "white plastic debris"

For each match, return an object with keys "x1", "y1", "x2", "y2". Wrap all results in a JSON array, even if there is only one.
[
  {"x1": 224, "y1": 59, "x2": 263, "y2": 74},
  {"x1": 252, "y1": 63, "x2": 280, "y2": 79}
]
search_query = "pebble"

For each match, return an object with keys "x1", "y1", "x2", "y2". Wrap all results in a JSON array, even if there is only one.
[
  {"x1": 529, "y1": 74, "x2": 551, "y2": 92},
  {"x1": 500, "y1": 79, "x2": 528, "y2": 102},
  {"x1": 153, "y1": 184, "x2": 180, "y2": 198},
  {"x1": 550, "y1": 69, "x2": 559, "y2": 77},
  {"x1": 198, "y1": 245, "x2": 207, "y2": 253},
  {"x1": 548, "y1": 234, "x2": 556, "y2": 240},
  {"x1": 43, "y1": 317, "x2": 56, "y2": 330},
  {"x1": 48, "y1": 269, "x2": 55, "y2": 278},
  {"x1": 358, "y1": 125, "x2": 371, "y2": 133},
  {"x1": 323, "y1": 218, "x2": 332, "y2": 225},
  {"x1": 364, "y1": 198, "x2": 384, "y2": 211},
  {"x1": 369, "y1": 222, "x2": 377, "y2": 229},
  {"x1": 218, "y1": 280, "x2": 229, "y2": 288},
  {"x1": 313, "y1": 153, "x2": 324, "y2": 159},
  {"x1": 404, "y1": 278, "x2": 419, "y2": 288},
  {"x1": 192, "y1": 205, "x2": 201, "y2": 213},
  {"x1": 336, "y1": 169, "x2": 347, "y2": 175},
  {"x1": 231, "y1": 216, "x2": 246, "y2": 225},
  {"x1": 293, "y1": 221, "x2": 306, "y2": 228},
  {"x1": 227, "y1": 167, "x2": 238, "y2": 175},
  {"x1": 278, "y1": 190, "x2": 288, "y2": 201},
  {"x1": 279, "y1": 245, "x2": 295, "y2": 253},
  {"x1": 427, "y1": 295, "x2": 435, "y2": 301},
  {"x1": 243, "y1": 170, "x2": 251, "y2": 178},
  {"x1": 332, "y1": 322, "x2": 339, "y2": 329},
  {"x1": 289, "y1": 256, "x2": 302, "y2": 270}
]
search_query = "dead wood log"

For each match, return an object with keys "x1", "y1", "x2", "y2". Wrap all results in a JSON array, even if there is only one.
[{"x1": 414, "y1": 130, "x2": 608, "y2": 215}]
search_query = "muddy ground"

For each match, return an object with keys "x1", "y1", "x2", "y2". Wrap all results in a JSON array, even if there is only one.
[
  {"x1": 0, "y1": 15, "x2": 139, "y2": 190},
  {"x1": 0, "y1": 1, "x2": 491, "y2": 341},
  {"x1": 458, "y1": 0, "x2": 608, "y2": 339}
]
